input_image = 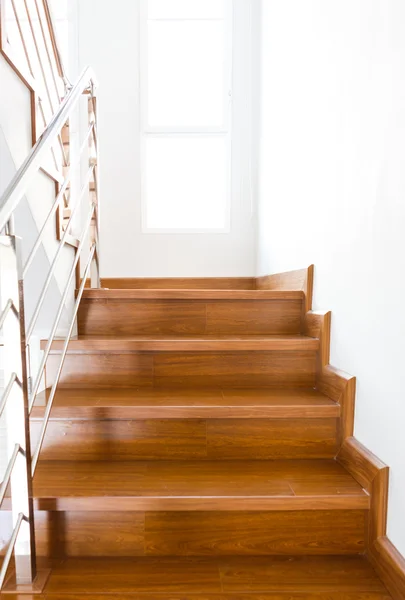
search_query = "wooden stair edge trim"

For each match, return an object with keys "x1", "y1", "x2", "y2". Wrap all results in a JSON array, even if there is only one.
[
  {"x1": 369, "y1": 535, "x2": 405, "y2": 600},
  {"x1": 302, "y1": 307, "x2": 355, "y2": 443},
  {"x1": 82, "y1": 265, "x2": 313, "y2": 299},
  {"x1": 29, "y1": 495, "x2": 369, "y2": 512},
  {"x1": 79, "y1": 289, "x2": 305, "y2": 300},
  {"x1": 337, "y1": 436, "x2": 389, "y2": 556},
  {"x1": 30, "y1": 406, "x2": 341, "y2": 420},
  {"x1": 255, "y1": 265, "x2": 314, "y2": 312},
  {"x1": 84, "y1": 277, "x2": 257, "y2": 290},
  {"x1": 40, "y1": 336, "x2": 320, "y2": 353},
  {"x1": 299, "y1": 280, "x2": 393, "y2": 576},
  {"x1": 337, "y1": 436, "x2": 388, "y2": 490}
]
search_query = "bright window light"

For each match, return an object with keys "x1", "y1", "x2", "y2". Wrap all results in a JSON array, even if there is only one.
[
  {"x1": 148, "y1": 21, "x2": 225, "y2": 128},
  {"x1": 144, "y1": 136, "x2": 228, "y2": 230},
  {"x1": 148, "y1": 0, "x2": 225, "y2": 20},
  {"x1": 141, "y1": 0, "x2": 232, "y2": 232}
]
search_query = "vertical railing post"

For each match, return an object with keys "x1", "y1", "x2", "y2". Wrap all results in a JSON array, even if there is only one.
[
  {"x1": 0, "y1": 234, "x2": 36, "y2": 585},
  {"x1": 88, "y1": 87, "x2": 100, "y2": 288}
]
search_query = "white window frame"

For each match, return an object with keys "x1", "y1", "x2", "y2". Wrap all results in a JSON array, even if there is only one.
[{"x1": 139, "y1": 0, "x2": 233, "y2": 233}]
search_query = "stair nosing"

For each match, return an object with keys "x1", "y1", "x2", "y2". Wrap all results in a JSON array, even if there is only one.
[
  {"x1": 80, "y1": 289, "x2": 305, "y2": 300},
  {"x1": 31, "y1": 494, "x2": 370, "y2": 512},
  {"x1": 41, "y1": 335, "x2": 320, "y2": 353}
]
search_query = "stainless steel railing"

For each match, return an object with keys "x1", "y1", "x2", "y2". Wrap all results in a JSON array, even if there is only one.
[{"x1": 0, "y1": 64, "x2": 100, "y2": 590}]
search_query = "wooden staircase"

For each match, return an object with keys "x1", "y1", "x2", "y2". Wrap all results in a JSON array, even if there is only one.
[{"x1": 4, "y1": 271, "x2": 393, "y2": 597}]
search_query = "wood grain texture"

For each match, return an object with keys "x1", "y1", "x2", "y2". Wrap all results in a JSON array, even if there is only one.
[
  {"x1": 30, "y1": 417, "x2": 338, "y2": 461},
  {"x1": 31, "y1": 459, "x2": 369, "y2": 512},
  {"x1": 153, "y1": 351, "x2": 317, "y2": 388},
  {"x1": 30, "y1": 419, "x2": 207, "y2": 460},
  {"x1": 319, "y1": 365, "x2": 356, "y2": 442},
  {"x1": 337, "y1": 437, "x2": 388, "y2": 493},
  {"x1": 45, "y1": 353, "x2": 154, "y2": 388},
  {"x1": 44, "y1": 335, "x2": 320, "y2": 353},
  {"x1": 87, "y1": 277, "x2": 256, "y2": 289},
  {"x1": 81, "y1": 289, "x2": 305, "y2": 300},
  {"x1": 337, "y1": 437, "x2": 389, "y2": 551},
  {"x1": 256, "y1": 267, "x2": 309, "y2": 292},
  {"x1": 32, "y1": 387, "x2": 340, "y2": 420},
  {"x1": 303, "y1": 309, "x2": 355, "y2": 443},
  {"x1": 78, "y1": 298, "x2": 303, "y2": 336},
  {"x1": 78, "y1": 299, "x2": 207, "y2": 336},
  {"x1": 370, "y1": 536, "x2": 405, "y2": 600},
  {"x1": 255, "y1": 265, "x2": 314, "y2": 314},
  {"x1": 32, "y1": 510, "x2": 366, "y2": 557},
  {"x1": 144, "y1": 510, "x2": 366, "y2": 556},
  {"x1": 45, "y1": 350, "x2": 318, "y2": 389},
  {"x1": 303, "y1": 310, "x2": 331, "y2": 370},
  {"x1": 35, "y1": 511, "x2": 145, "y2": 558},
  {"x1": 23, "y1": 556, "x2": 388, "y2": 596},
  {"x1": 205, "y1": 418, "x2": 338, "y2": 459}
]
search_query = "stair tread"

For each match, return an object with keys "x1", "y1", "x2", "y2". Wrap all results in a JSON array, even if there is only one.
[
  {"x1": 32, "y1": 387, "x2": 339, "y2": 419},
  {"x1": 13, "y1": 556, "x2": 390, "y2": 596},
  {"x1": 32, "y1": 459, "x2": 368, "y2": 510},
  {"x1": 81, "y1": 288, "x2": 304, "y2": 300},
  {"x1": 43, "y1": 334, "x2": 319, "y2": 352}
]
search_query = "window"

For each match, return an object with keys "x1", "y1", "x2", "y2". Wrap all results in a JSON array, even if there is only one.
[{"x1": 140, "y1": 0, "x2": 232, "y2": 232}]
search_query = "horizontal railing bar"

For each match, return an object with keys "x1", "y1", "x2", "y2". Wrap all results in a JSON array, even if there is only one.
[
  {"x1": 79, "y1": 122, "x2": 95, "y2": 157},
  {"x1": 28, "y1": 205, "x2": 95, "y2": 411},
  {"x1": 37, "y1": 98, "x2": 60, "y2": 173},
  {"x1": 0, "y1": 299, "x2": 19, "y2": 330},
  {"x1": 26, "y1": 165, "x2": 95, "y2": 342},
  {"x1": 0, "y1": 512, "x2": 26, "y2": 589},
  {"x1": 33, "y1": 0, "x2": 62, "y2": 103},
  {"x1": 0, "y1": 66, "x2": 97, "y2": 232},
  {"x1": 0, "y1": 444, "x2": 23, "y2": 508},
  {"x1": 22, "y1": 171, "x2": 72, "y2": 277},
  {"x1": 31, "y1": 244, "x2": 96, "y2": 474},
  {"x1": 0, "y1": 373, "x2": 22, "y2": 421},
  {"x1": 43, "y1": 0, "x2": 69, "y2": 84},
  {"x1": 22, "y1": 0, "x2": 56, "y2": 116},
  {"x1": 10, "y1": 0, "x2": 36, "y2": 80}
]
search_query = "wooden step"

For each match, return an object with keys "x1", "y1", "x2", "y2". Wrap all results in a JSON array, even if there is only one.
[
  {"x1": 32, "y1": 459, "x2": 368, "y2": 511},
  {"x1": 27, "y1": 460, "x2": 369, "y2": 557},
  {"x1": 3, "y1": 556, "x2": 391, "y2": 597},
  {"x1": 88, "y1": 276, "x2": 257, "y2": 289},
  {"x1": 43, "y1": 335, "x2": 319, "y2": 389},
  {"x1": 78, "y1": 289, "x2": 304, "y2": 336},
  {"x1": 81, "y1": 289, "x2": 305, "y2": 299},
  {"x1": 32, "y1": 387, "x2": 339, "y2": 419},
  {"x1": 31, "y1": 389, "x2": 340, "y2": 460}
]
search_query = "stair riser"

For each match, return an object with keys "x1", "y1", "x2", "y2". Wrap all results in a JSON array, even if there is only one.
[
  {"x1": 31, "y1": 418, "x2": 339, "y2": 460},
  {"x1": 77, "y1": 299, "x2": 303, "y2": 336},
  {"x1": 34, "y1": 510, "x2": 366, "y2": 557},
  {"x1": 45, "y1": 351, "x2": 317, "y2": 388}
]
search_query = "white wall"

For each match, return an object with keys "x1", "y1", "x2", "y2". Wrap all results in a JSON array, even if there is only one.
[
  {"x1": 256, "y1": 0, "x2": 405, "y2": 556},
  {"x1": 77, "y1": 0, "x2": 256, "y2": 277}
]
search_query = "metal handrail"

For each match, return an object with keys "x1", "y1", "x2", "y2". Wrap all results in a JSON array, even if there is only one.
[
  {"x1": 29, "y1": 204, "x2": 96, "y2": 411},
  {"x1": 0, "y1": 444, "x2": 23, "y2": 507},
  {"x1": 0, "y1": 513, "x2": 26, "y2": 589},
  {"x1": 31, "y1": 244, "x2": 96, "y2": 473},
  {"x1": 0, "y1": 66, "x2": 97, "y2": 232},
  {"x1": 0, "y1": 69, "x2": 100, "y2": 594},
  {"x1": 0, "y1": 298, "x2": 19, "y2": 329},
  {"x1": 0, "y1": 0, "x2": 101, "y2": 589},
  {"x1": 26, "y1": 165, "x2": 95, "y2": 342},
  {"x1": 0, "y1": 373, "x2": 22, "y2": 420}
]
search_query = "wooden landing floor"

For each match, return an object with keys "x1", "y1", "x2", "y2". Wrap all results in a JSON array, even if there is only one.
[{"x1": 1, "y1": 555, "x2": 392, "y2": 598}]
